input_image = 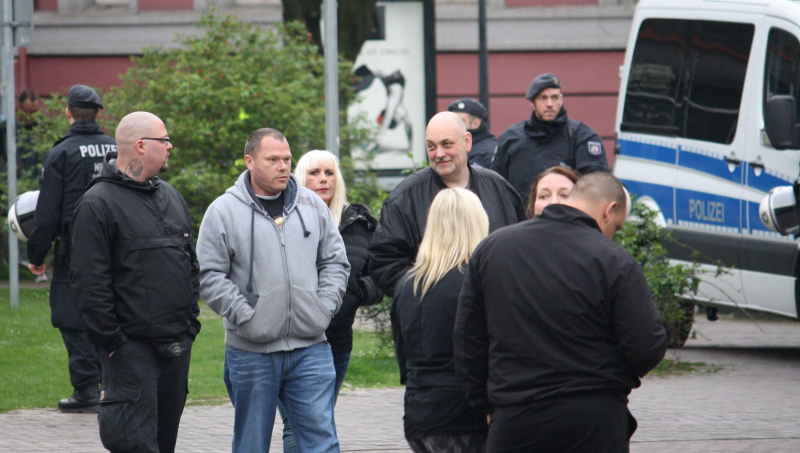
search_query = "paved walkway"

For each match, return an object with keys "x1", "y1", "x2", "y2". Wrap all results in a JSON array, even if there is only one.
[{"x1": 1, "y1": 316, "x2": 799, "y2": 452}]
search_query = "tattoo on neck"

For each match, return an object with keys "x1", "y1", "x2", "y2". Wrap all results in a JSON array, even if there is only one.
[{"x1": 126, "y1": 159, "x2": 143, "y2": 177}]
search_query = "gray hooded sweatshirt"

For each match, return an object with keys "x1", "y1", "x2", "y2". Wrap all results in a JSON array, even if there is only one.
[{"x1": 197, "y1": 171, "x2": 350, "y2": 354}]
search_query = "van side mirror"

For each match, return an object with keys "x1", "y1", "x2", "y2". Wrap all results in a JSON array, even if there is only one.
[{"x1": 765, "y1": 95, "x2": 797, "y2": 150}]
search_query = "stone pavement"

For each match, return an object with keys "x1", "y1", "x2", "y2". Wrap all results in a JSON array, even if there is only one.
[{"x1": 1, "y1": 316, "x2": 799, "y2": 452}]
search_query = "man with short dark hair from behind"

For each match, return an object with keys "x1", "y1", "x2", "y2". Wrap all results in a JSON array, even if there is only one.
[
  {"x1": 70, "y1": 111, "x2": 201, "y2": 453},
  {"x1": 454, "y1": 171, "x2": 666, "y2": 453},
  {"x1": 27, "y1": 85, "x2": 117, "y2": 413}
]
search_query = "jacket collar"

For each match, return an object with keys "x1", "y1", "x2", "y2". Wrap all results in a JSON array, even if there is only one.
[
  {"x1": 232, "y1": 170, "x2": 300, "y2": 216},
  {"x1": 468, "y1": 123, "x2": 495, "y2": 143},
  {"x1": 429, "y1": 164, "x2": 478, "y2": 193},
  {"x1": 340, "y1": 203, "x2": 377, "y2": 232},
  {"x1": 537, "y1": 204, "x2": 601, "y2": 233},
  {"x1": 53, "y1": 120, "x2": 106, "y2": 147},
  {"x1": 523, "y1": 107, "x2": 568, "y2": 140}
]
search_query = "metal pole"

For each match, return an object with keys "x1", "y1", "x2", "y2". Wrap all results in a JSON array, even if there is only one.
[
  {"x1": 323, "y1": 0, "x2": 339, "y2": 157},
  {"x1": 423, "y1": 0, "x2": 437, "y2": 122},
  {"x1": 2, "y1": 0, "x2": 19, "y2": 308},
  {"x1": 478, "y1": 0, "x2": 489, "y2": 114}
]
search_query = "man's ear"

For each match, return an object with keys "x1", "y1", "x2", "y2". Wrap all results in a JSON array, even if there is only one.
[
  {"x1": 244, "y1": 154, "x2": 254, "y2": 171},
  {"x1": 603, "y1": 201, "x2": 619, "y2": 222},
  {"x1": 465, "y1": 132, "x2": 473, "y2": 153}
]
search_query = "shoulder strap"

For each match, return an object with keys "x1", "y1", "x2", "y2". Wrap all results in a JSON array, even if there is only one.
[{"x1": 567, "y1": 120, "x2": 577, "y2": 168}]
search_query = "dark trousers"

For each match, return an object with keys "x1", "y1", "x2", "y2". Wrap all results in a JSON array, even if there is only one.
[
  {"x1": 97, "y1": 339, "x2": 192, "y2": 453},
  {"x1": 59, "y1": 328, "x2": 102, "y2": 389},
  {"x1": 487, "y1": 392, "x2": 636, "y2": 453}
]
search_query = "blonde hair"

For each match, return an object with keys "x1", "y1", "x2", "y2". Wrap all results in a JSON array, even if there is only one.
[
  {"x1": 294, "y1": 150, "x2": 348, "y2": 225},
  {"x1": 409, "y1": 188, "x2": 489, "y2": 299}
]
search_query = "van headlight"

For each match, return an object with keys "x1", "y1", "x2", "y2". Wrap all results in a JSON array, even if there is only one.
[{"x1": 759, "y1": 184, "x2": 800, "y2": 235}]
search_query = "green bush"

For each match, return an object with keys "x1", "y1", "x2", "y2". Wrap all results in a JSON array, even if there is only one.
[{"x1": 12, "y1": 11, "x2": 378, "y2": 233}]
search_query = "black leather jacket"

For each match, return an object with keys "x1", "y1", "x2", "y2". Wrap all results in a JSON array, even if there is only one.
[
  {"x1": 325, "y1": 203, "x2": 383, "y2": 353},
  {"x1": 369, "y1": 165, "x2": 525, "y2": 297}
]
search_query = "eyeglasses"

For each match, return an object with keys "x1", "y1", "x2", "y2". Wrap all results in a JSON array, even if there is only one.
[{"x1": 141, "y1": 136, "x2": 170, "y2": 145}]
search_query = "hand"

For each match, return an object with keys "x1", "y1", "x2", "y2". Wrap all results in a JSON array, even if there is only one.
[
  {"x1": 486, "y1": 414, "x2": 491, "y2": 425},
  {"x1": 28, "y1": 263, "x2": 46, "y2": 275}
]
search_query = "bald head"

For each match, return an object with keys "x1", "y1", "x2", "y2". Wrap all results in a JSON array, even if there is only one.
[
  {"x1": 427, "y1": 111, "x2": 468, "y2": 137},
  {"x1": 565, "y1": 171, "x2": 627, "y2": 238},
  {"x1": 116, "y1": 112, "x2": 163, "y2": 157},
  {"x1": 114, "y1": 111, "x2": 172, "y2": 182},
  {"x1": 426, "y1": 112, "x2": 472, "y2": 188}
]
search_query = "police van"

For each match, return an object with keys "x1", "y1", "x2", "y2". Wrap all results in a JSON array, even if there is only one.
[{"x1": 614, "y1": 0, "x2": 800, "y2": 321}]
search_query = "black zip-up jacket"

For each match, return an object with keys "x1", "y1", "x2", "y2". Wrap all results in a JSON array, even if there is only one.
[
  {"x1": 391, "y1": 268, "x2": 488, "y2": 439},
  {"x1": 492, "y1": 109, "x2": 609, "y2": 199},
  {"x1": 369, "y1": 165, "x2": 525, "y2": 297},
  {"x1": 326, "y1": 203, "x2": 383, "y2": 353},
  {"x1": 27, "y1": 120, "x2": 117, "y2": 267},
  {"x1": 467, "y1": 123, "x2": 497, "y2": 169},
  {"x1": 70, "y1": 152, "x2": 201, "y2": 353},
  {"x1": 454, "y1": 204, "x2": 666, "y2": 413}
]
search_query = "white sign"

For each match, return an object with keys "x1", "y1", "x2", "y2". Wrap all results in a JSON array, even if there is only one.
[{"x1": 348, "y1": 1, "x2": 427, "y2": 171}]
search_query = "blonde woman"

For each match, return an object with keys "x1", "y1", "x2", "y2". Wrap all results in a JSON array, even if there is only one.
[
  {"x1": 279, "y1": 150, "x2": 383, "y2": 453},
  {"x1": 390, "y1": 188, "x2": 490, "y2": 453}
]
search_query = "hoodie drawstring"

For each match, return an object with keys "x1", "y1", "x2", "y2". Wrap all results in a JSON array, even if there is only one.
[
  {"x1": 246, "y1": 203, "x2": 255, "y2": 293},
  {"x1": 296, "y1": 209, "x2": 311, "y2": 238}
]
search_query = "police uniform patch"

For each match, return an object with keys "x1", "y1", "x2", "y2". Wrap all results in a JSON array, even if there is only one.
[{"x1": 587, "y1": 141, "x2": 602, "y2": 156}]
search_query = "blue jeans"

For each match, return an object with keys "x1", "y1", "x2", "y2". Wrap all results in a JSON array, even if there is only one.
[
  {"x1": 280, "y1": 351, "x2": 351, "y2": 453},
  {"x1": 223, "y1": 342, "x2": 339, "y2": 453}
]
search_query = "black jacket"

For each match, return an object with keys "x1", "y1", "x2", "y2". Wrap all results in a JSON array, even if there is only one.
[
  {"x1": 454, "y1": 204, "x2": 666, "y2": 413},
  {"x1": 27, "y1": 120, "x2": 117, "y2": 268},
  {"x1": 492, "y1": 109, "x2": 609, "y2": 199},
  {"x1": 70, "y1": 152, "x2": 201, "y2": 353},
  {"x1": 369, "y1": 165, "x2": 525, "y2": 297},
  {"x1": 391, "y1": 268, "x2": 488, "y2": 439},
  {"x1": 326, "y1": 204, "x2": 384, "y2": 354},
  {"x1": 467, "y1": 123, "x2": 497, "y2": 168}
]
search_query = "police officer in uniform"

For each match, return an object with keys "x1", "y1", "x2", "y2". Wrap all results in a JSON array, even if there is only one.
[
  {"x1": 493, "y1": 73, "x2": 609, "y2": 199},
  {"x1": 27, "y1": 85, "x2": 117, "y2": 413},
  {"x1": 448, "y1": 98, "x2": 497, "y2": 168}
]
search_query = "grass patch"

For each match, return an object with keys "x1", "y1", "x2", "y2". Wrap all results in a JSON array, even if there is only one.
[
  {"x1": 0, "y1": 289, "x2": 400, "y2": 412},
  {"x1": 648, "y1": 358, "x2": 722, "y2": 377},
  {"x1": 341, "y1": 331, "x2": 401, "y2": 391}
]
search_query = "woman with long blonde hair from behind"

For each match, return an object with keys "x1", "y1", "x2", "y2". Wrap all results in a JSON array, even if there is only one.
[{"x1": 390, "y1": 188, "x2": 490, "y2": 453}]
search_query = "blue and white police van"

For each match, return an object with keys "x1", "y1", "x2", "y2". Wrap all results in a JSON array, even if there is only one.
[{"x1": 614, "y1": 0, "x2": 800, "y2": 321}]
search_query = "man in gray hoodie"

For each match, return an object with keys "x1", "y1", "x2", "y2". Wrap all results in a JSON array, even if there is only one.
[{"x1": 197, "y1": 128, "x2": 350, "y2": 453}]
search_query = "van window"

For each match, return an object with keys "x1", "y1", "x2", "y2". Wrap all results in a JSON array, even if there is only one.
[
  {"x1": 622, "y1": 19, "x2": 755, "y2": 144},
  {"x1": 764, "y1": 28, "x2": 800, "y2": 122}
]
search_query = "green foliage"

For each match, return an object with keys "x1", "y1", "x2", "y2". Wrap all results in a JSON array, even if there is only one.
[
  {"x1": 105, "y1": 12, "x2": 373, "y2": 227},
  {"x1": 341, "y1": 331, "x2": 401, "y2": 389},
  {"x1": 12, "y1": 11, "x2": 379, "y2": 233},
  {"x1": 615, "y1": 201, "x2": 707, "y2": 348}
]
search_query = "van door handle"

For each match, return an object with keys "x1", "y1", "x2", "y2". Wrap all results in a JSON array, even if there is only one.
[
  {"x1": 725, "y1": 156, "x2": 742, "y2": 166},
  {"x1": 750, "y1": 156, "x2": 765, "y2": 177}
]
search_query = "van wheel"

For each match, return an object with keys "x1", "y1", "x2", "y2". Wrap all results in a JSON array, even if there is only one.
[{"x1": 665, "y1": 301, "x2": 695, "y2": 348}]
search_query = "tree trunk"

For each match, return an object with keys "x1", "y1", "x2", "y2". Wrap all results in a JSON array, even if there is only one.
[{"x1": 282, "y1": 0, "x2": 377, "y2": 63}]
